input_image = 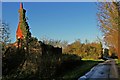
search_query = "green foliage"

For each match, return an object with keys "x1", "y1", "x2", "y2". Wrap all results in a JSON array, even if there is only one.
[
  {"x1": 63, "y1": 40, "x2": 102, "y2": 59},
  {"x1": 18, "y1": 7, "x2": 31, "y2": 40}
]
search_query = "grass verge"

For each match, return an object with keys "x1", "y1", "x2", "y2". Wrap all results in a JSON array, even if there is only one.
[{"x1": 59, "y1": 60, "x2": 103, "y2": 80}]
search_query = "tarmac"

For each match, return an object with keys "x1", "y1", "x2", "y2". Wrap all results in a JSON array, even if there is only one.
[{"x1": 78, "y1": 59, "x2": 119, "y2": 80}]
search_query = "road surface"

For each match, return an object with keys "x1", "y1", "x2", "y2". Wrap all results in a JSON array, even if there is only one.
[{"x1": 78, "y1": 59, "x2": 118, "y2": 80}]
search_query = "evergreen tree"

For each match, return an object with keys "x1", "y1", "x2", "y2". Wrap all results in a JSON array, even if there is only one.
[{"x1": 16, "y1": 3, "x2": 31, "y2": 50}]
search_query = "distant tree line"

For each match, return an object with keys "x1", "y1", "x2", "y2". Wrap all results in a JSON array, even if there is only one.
[{"x1": 63, "y1": 39, "x2": 103, "y2": 59}]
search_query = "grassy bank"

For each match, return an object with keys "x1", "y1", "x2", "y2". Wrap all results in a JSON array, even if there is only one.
[
  {"x1": 58, "y1": 59, "x2": 104, "y2": 80},
  {"x1": 116, "y1": 59, "x2": 120, "y2": 65},
  {"x1": 116, "y1": 59, "x2": 120, "y2": 79}
]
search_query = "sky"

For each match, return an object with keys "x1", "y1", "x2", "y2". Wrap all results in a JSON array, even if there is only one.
[{"x1": 2, "y1": 2, "x2": 102, "y2": 43}]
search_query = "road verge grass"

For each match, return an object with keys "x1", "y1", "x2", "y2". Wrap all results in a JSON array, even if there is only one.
[
  {"x1": 59, "y1": 60, "x2": 103, "y2": 80},
  {"x1": 116, "y1": 59, "x2": 120, "y2": 79}
]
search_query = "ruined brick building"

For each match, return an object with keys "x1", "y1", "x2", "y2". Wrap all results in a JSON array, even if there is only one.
[
  {"x1": 3, "y1": 3, "x2": 62, "y2": 78},
  {"x1": 15, "y1": 3, "x2": 62, "y2": 55}
]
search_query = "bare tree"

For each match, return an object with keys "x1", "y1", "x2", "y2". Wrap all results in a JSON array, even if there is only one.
[
  {"x1": 0, "y1": 22, "x2": 11, "y2": 44},
  {"x1": 0, "y1": 21, "x2": 11, "y2": 53},
  {"x1": 97, "y1": 1, "x2": 120, "y2": 59}
]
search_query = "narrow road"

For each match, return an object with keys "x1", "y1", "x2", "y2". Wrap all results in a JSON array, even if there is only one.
[{"x1": 78, "y1": 59, "x2": 118, "y2": 80}]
